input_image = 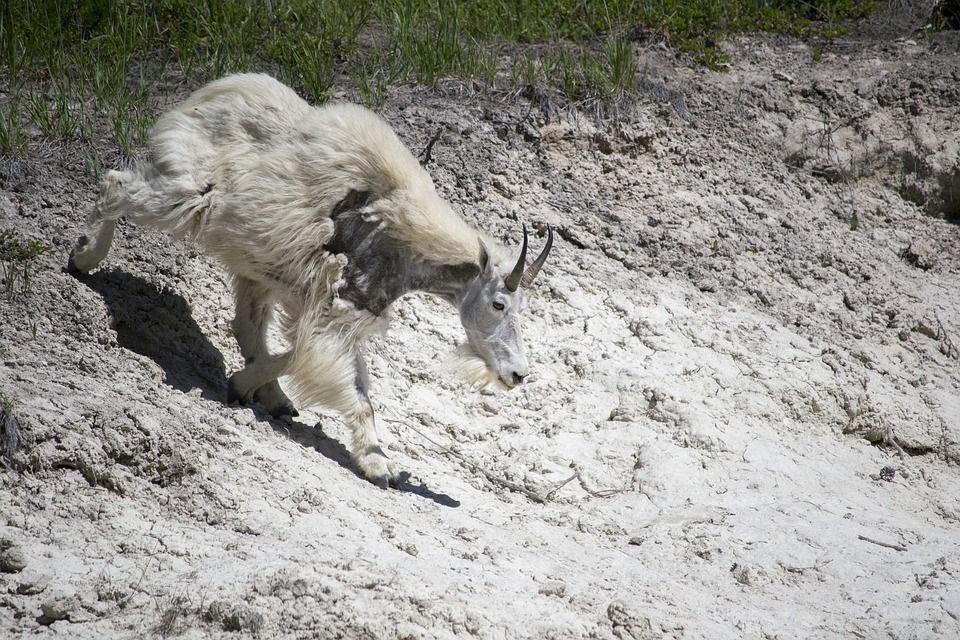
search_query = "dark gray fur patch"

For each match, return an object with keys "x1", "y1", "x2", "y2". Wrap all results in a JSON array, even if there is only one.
[
  {"x1": 324, "y1": 189, "x2": 478, "y2": 315},
  {"x1": 326, "y1": 190, "x2": 380, "y2": 258}
]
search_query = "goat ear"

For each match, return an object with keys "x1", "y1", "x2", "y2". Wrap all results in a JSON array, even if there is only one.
[{"x1": 477, "y1": 238, "x2": 496, "y2": 276}]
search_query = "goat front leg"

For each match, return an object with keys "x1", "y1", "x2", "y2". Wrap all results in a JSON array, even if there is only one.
[
  {"x1": 280, "y1": 333, "x2": 399, "y2": 488},
  {"x1": 346, "y1": 354, "x2": 398, "y2": 489},
  {"x1": 230, "y1": 277, "x2": 297, "y2": 417}
]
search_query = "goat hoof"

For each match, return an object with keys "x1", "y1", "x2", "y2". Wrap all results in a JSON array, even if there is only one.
[
  {"x1": 66, "y1": 248, "x2": 93, "y2": 275},
  {"x1": 226, "y1": 376, "x2": 245, "y2": 406},
  {"x1": 357, "y1": 450, "x2": 398, "y2": 489},
  {"x1": 252, "y1": 381, "x2": 298, "y2": 418},
  {"x1": 269, "y1": 403, "x2": 299, "y2": 418},
  {"x1": 372, "y1": 471, "x2": 404, "y2": 490}
]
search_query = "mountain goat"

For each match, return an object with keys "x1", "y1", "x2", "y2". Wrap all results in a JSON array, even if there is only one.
[{"x1": 68, "y1": 73, "x2": 553, "y2": 488}]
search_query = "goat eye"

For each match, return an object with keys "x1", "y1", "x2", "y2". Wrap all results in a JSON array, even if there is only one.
[{"x1": 492, "y1": 301, "x2": 505, "y2": 311}]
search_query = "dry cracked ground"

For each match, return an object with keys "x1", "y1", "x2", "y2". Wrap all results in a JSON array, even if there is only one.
[{"x1": 2, "y1": 16, "x2": 960, "y2": 640}]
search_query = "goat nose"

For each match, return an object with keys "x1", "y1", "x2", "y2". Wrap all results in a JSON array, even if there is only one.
[{"x1": 511, "y1": 372, "x2": 527, "y2": 385}]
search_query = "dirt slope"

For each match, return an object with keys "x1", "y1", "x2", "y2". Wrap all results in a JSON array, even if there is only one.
[{"x1": 2, "y1": 24, "x2": 960, "y2": 640}]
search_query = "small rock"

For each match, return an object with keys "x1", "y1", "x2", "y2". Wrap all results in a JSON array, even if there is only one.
[
  {"x1": 608, "y1": 601, "x2": 659, "y2": 639},
  {"x1": 900, "y1": 241, "x2": 937, "y2": 271},
  {"x1": 842, "y1": 289, "x2": 865, "y2": 311},
  {"x1": 40, "y1": 591, "x2": 78, "y2": 622},
  {"x1": 695, "y1": 278, "x2": 718, "y2": 293},
  {"x1": 731, "y1": 562, "x2": 754, "y2": 585},
  {"x1": 593, "y1": 132, "x2": 615, "y2": 155},
  {"x1": 16, "y1": 571, "x2": 50, "y2": 595},
  {"x1": 879, "y1": 466, "x2": 896, "y2": 482},
  {"x1": 0, "y1": 546, "x2": 27, "y2": 573},
  {"x1": 538, "y1": 580, "x2": 567, "y2": 597},
  {"x1": 516, "y1": 121, "x2": 541, "y2": 143}
]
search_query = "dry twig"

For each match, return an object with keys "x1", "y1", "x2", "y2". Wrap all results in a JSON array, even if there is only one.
[
  {"x1": 883, "y1": 426, "x2": 907, "y2": 460},
  {"x1": 857, "y1": 534, "x2": 907, "y2": 552},
  {"x1": 935, "y1": 311, "x2": 960, "y2": 360},
  {"x1": 418, "y1": 130, "x2": 442, "y2": 167}
]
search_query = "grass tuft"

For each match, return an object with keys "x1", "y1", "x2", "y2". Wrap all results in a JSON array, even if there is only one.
[{"x1": 0, "y1": 102, "x2": 27, "y2": 157}]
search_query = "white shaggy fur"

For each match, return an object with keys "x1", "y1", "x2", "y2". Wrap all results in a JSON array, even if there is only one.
[{"x1": 69, "y1": 74, "x2": 548, "y2": 487}]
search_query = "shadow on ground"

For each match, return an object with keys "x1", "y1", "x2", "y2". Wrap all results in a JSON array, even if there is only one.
[
  {"x1": 272, "y1": 415, "x2": 461, "y2": 507},
  {"x1": 76, "y1": 267, "x2": 227, "y2": 401},
  {"x1": 73, "y1": 267, "x2": 461, "y2": 507}
]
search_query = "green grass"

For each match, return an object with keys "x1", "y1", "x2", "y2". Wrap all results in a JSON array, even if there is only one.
[
  {"x1": 0, "y1": 0, "x2": 876, "y2": 165},
  {"x1": 0, "y1": 101, "x2": 27, "y2": 156}
]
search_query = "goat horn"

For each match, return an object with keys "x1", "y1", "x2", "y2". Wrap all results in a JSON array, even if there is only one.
[
  {"x1": 504, "y1": 223, "x2": 528, "y2": 293},
  {"x1": 520, "y1": 224, "x2": 553, "y2": 288}
]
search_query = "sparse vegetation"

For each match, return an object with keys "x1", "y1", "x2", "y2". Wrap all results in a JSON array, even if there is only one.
[
  {"x1": 0, "y1": 228, "x2": 51, "y2": 300},
  {"x1": 0, "y1": 0, "x2": 875, "y2": 165},
  {"x1": 155, "y1": 591, "x2": 193, "y2": 637},
  {"x1": 0, "y1": 101, "x2": 27, "y2": 156}
]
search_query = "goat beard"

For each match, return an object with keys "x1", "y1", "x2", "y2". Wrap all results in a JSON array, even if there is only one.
[{"x1": 444, "y1": 343, "x2": 507, "y2": 390}]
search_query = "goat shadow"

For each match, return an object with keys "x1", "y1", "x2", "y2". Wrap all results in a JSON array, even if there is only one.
[
  {"x1": 273, "y1": 418, "x2": 461, "y2": 508},
  {"x1": 74, "y1": 267, "x2": 461, "y2": 508},
  {"x1": 78, "y1": 267, "x2": 228, "y2": 400}
]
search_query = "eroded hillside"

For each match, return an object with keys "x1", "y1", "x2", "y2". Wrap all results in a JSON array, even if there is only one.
[{"x1": 2, "y1": 26, "x2": 960, "y2": 640}]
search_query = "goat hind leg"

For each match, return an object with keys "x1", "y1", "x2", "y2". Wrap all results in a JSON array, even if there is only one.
[
  {"x1": 228, "y1": 277, "x2": 297, "y2": 417},
  {"x1": 67, "y1": 170, "x2": 128, "y2": 273},
  {"x1": 227, "y1": 351, "x2": 295, "y2": 414}
]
